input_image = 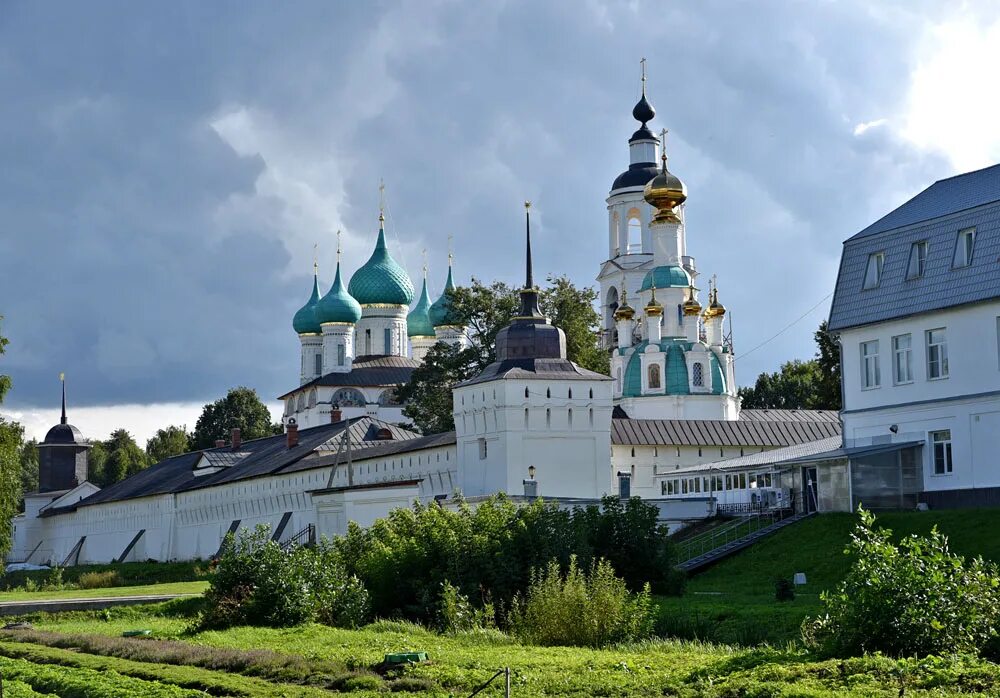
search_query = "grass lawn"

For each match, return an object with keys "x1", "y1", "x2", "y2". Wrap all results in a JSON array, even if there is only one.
[{"x1": 0, "y1": 581, "x2": 208, "y2": 603}]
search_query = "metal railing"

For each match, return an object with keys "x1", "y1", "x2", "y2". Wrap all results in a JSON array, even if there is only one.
[
  {"x1": 280, "y1": 524, "x2": 316, "y2": 551},
  {"x1": 675, "y1": 502, "x2": 801, "y2": 565}
]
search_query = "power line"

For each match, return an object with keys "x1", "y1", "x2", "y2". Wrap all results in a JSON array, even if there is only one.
[{"x1": 735, "y1": 292, "x2": 833, "y2": 362}]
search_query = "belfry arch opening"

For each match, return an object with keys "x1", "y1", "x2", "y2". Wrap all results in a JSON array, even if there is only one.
[{"x1": 626, "y1": 208, "x2": 643, "y2": 253}]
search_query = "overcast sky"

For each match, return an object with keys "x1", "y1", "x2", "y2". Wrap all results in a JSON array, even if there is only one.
[{"x1": 2, "y1": 1, "x2": 999, "y2": 444}]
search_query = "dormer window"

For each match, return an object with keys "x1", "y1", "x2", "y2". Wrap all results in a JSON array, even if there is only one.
[
  {"x1": 862, "y1": 252, "x2": 885, "y2": 289},
  {"x1": 906, "y1": 241, "x2": 928, "y2": 279},
  {"x1": 954, "y1": 227, "x2": 976, "y2": 268}
]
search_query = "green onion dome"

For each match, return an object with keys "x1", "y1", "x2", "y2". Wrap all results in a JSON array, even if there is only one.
[
  {"x1": 348, "y1": 219, "x2": 415, "y2": 306},
  {"x1": 292, "y1": 272, "x2": 322, "y2": 335},
  {"x1": 407, "y1": 277, "x2": 434, "y2": 337},
  {"x1": 639, "y1": 264, "x2": 691, "y2": 291},
  {"x1": 429, "y1": 265, "x2": 461, "y2": 327},
  {"x1": 316, "y1": 261, "x2": 362, "y2": 325}
]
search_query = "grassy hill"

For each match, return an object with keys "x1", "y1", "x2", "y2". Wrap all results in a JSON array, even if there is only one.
[{"x1": 656, "y1": 508, "x2": 1000, "y2": 645}]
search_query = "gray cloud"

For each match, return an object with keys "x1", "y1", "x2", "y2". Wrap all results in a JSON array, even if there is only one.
[{"x1": 0, "y1": 0, "x2": 961, "y2": 410}]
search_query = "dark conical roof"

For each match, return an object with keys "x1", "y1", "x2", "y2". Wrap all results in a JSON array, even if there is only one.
[{"x1": 43, "y1": 378, "x2": 87, "y2": 446}]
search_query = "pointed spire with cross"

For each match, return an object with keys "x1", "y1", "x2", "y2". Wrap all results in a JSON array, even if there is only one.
[
  {"x1": 59, "y1": 372, "x2": 67, "y2": 425},
  {"x1": 378, "y1": 178, "x2": 386, "y2": 223}
]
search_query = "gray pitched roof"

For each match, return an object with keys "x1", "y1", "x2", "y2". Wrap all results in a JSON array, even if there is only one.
[
  {"x1": 829, "y1": 164, "x2": 1000, "y2": 332},
  {"x1": 278, "y1": 355, "x2": 420, "y2": 399},
  {"x1": 65, "y1": 418, "x2": 423, "y2": 511},
  {"x1": 611, "y1": 417, "x2": 841, "y2": 447},
  {"x1": 667, "y1": 436, "x2": 843, "y2": 475},
  {"x1": 457, "y1": 358, "x2": 610, "y2": 387},
  {"x1": 738, "y1": 409, "x2": 840, "y2": 423}
]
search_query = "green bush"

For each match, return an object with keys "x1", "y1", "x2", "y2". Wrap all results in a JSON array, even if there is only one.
[
  {"x1": 803, "y1": 507, "x2": 1000, "y2": 657},
  {"x1": 436, "y1": 580, "x2": 494, "y2": 633},
  {"x1": 77, "y1": 571, "x2": 122, "y2": 589},
  {"x1": 774, "y1": 577, "x2": 794, "y2": 602},
  {"x1": 335, "y1": 494, "x2": 682, "y2": 624},
  {"x1": 200, "y1": 525, "x2": 369, "y2": 630},
  {"x1": 508, "y1": 557, "x2": 653, "y2": 647}
]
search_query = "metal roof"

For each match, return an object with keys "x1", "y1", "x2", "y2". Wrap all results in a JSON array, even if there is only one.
[
  {"x1": 778, "y1": 439, "x2": 924, "y2": 466},
  {"x1": 829, "y1": 165, "x2": 1000, "y2": 332},
  {"x1": 665, "y1": 436, "x2": 843, "y2": 475},
  {"x1": 611, "y1": 417, "x2": 840, "y2": 447},
  {"x1": 738, "y1": 409, "x2": 840, "y2": 423},
  {"x1": 458, "y1": 358, "x2": 610, "y2": 387},
  {"x1": 278, "y1": 355, "x2": 420, "y2": 398}
]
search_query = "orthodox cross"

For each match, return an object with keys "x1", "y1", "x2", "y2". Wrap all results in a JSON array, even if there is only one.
[
  {"x1": 640, "y1": 56, "x2": 647, "y2": 86},
  {"x1": 378, "y1": 178, "x2": 386, "y2": 216}
]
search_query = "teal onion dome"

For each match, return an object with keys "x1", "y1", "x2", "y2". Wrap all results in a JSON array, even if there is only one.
[
  {"x1": 316, "y1": 262, "x2": 362, "y2": 324},
  {"x1": 348, "y1": 223, "x2": 415, "y2": 306},
  {"x1": 407, "y1": 277, "x2": 434, "y2": 337},
  {"x1": 640, "y1": 264, "x2": 691, "y2": 291},
  {"x1": 429, "y1": 265, "x2": 461, "y2": 327},
  {"x1": 292, "y1": 273, "x2": 322, "y2": 335}
]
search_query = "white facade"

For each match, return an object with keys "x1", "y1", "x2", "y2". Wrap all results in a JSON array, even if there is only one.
[
  {"x1": 453, "y1": 378, "x2": 614, "y2": 500},
  {"x1": 839, "y1": 299, "x2": 1000, "y2": 493},
  {"x1": 355, "y1": 305, "x2": 408, "y2": 358}
]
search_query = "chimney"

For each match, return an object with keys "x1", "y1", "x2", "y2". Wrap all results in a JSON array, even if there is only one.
[
  {"x1": 214, "y1": 439, "x2": 226, "y2": 448},
  {"x1": 286, "y1": 420, "x2": 299, "y2": 449},
  {"x1": 230, "y1": 428, "x2": 241, "y2": 451},
  {"x1": 330, "y1": 407, "x2": 343, "y2": 423}
]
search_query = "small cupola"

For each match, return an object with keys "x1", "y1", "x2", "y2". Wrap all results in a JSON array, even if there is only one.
[
  {"x1": 682, "y1": 282, "x2": 702, "y2": 316},
  {"x1": 644, "y1": 129, "x2": 687, "y2": 224},
  {"x1": 292, "y1": 266, "x2": 323, "y2": 335}
]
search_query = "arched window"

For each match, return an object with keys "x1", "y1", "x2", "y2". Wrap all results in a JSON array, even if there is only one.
[
  {"x1": 589, "y1": 388, "x2": 594, "y2": 399},
  {"x1": 378, "y1": 389, "x2": 401, "y2": 406},
  {"x1": 546, "y1": 388, "x2": 551, "y2": 398},
  {"x1": 331, "y1": 388, "x2": 366, "y2": 408},
  {"x1": 648, "y1": 364, "x2": 661, "y2": 390},
  {"x1": 525, "y1": 387, "x2": 529, "y2": 399},
  {"x1": 626, "y1": 208, "x2": 643, "y2": 253},
  {"x1": 546, "y1": 409, "x2": 551, "y2": 427},
  {"x1": 524, "y1": 408, "x2": 529, "y2": 429},
  {"x1": 568, "y1": 388, "x2": 572, "y2": 399},
  {"x1": 296, "y1": 393, "x2": 306, "y2": 411},
  {"x1": 693, "y1": 362, "x2": 704, "y2": 387},
  {"x1": 308, "y1": 389, "x2": 318, "y2": 408},
  {"x1": 568, "y1": 408, "x2": 573, "y2": 427},
  {"x1": 606, "y1": 286, "x2": 619, "y2": 334}
]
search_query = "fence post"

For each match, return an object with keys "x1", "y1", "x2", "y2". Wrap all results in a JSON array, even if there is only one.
[{"x1": 505, "y1": 667, "x2": 510, "y2": 697}]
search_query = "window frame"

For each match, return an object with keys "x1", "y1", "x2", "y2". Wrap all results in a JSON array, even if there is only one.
[
  {"x1": 906, "y1": 240, "x2": 928, "y2": 280},
  {"x1": 953, "y1": 227, "x2": 976, "y2": 268},
  {"x1": 926, "y1": 328, "x2": 949, "y2": 380},
  {"x1": 692, "y1": 362, "x2": 704, "y2": 387},
  {"x1": 860, "y1": 339, "x2": 880, "y2": 390},
  {"x1": 930, "y1": 429, "x2": 953, "y2": 475},
  {"x1": 647, "y1": 363, "x2": 661, "y2": 390},
  {"x1": 862, "y1": 251, "x2": 885, "y2": 290},
  {"x1": 891, "y1": 333, "x2": 913, "y2": 385}
]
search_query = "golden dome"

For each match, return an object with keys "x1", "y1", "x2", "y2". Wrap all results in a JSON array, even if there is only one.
[
  {"x1": 614, "y1": 288, "x2": 635, "y2": 321},
  {"x1": 644, "y1": 131, "x2": 687, "y2": 225},
  {"x1": 682, "y1": 282, "x2": 702, "y2": 316},
  {"x1": 703, "y1": 286, "x2": 727, "y2": 320},
  {"x1": 644, "y1": 283, "x2": 663, "y2": 318}
]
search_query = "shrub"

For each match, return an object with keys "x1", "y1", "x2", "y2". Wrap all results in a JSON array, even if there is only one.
[
  {"x1": 335, "y1": 493, "x2": 681, "y2": 624},
  {"x1": 436, "y1": 580, "x2": 494, "y2": 633},
  {"x1": 77, "y1": 571, "x2": 122, "y2": 590},
  {"x1": 199, "y1": 525, "x2": 369, "y2": 630},
  {"x1": 44, "y1": 566, "x2": 65, "y2": 590},
  {"x1": 802, "y1": 507, "x2": 1000, "y2": 657},
  {"x1": 774, "y1": 577, "x2": 795, "y2": 602},
  {"x1": 508, "y1": 556, "x2": 653, "y2": 647}
]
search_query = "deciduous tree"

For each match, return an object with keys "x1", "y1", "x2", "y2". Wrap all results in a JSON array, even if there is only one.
[
  {"x1": 192, "y1": 387, "x2": 279, "y2": 450},
  {"x1": 0, "y1": 317, "x2": 21, "y2": 558},
  {"x1": 146, "y1": 425, "x2": 191, "y2": 463}
]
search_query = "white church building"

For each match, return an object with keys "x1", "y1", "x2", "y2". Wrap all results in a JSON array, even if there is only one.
[{"x1": 10, "y1": 70, "x2": 841, "y2": 566}]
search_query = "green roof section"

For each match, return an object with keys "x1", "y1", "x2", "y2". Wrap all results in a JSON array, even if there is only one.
[
  {"x1": 429, "y1": 265, "x2": 461, "y2": 327},
  {"x1": 348, "y1": 224, "x2": 415, "y2": 306},
  {"x1": 709, "y1": 352, "x2": 726, "y2": 395},
  {"x1": 639, "y1": 264, "x2": 691, "y2": 291},
  {"x1": 621, "y1": 339, "x2": 694, "y2": 398},
  {"x1": 292, "y1": 273, "x2": 322, "y2": 335},
  {"x1": 316, "y1": 261, "x2": 362, "y2": 325},
  {"x1": 407, "y1": 277, "x2": 435, "y2": 337},
  {"x1": 665, "y1": 343, "x2": 691, "y2": 395}
]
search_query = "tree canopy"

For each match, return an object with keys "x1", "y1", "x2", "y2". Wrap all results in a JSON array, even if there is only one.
[
  {"x1": 398, "y1": 276, "x2": 607, "y2": 433},
  {"x1": 192, "y1": 387, "x2": 280, "y2": 450},
  {"x1": 737, "y1": 320, "x2": 842, "y2": 410},
  {"x1": 91, "y1": 429, "x2": 149, "y2": 487},
  {"x1": 0, "y1": 317, "x2": 21, "y2": 558},
  {"x1": 146, "y1": 425, "x2": 192, "y2": 463}
]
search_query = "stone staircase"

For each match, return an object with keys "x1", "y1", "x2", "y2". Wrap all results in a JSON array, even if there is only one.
[{"x1": 675, "y1": 511, "x2": 814, "y2": 573}]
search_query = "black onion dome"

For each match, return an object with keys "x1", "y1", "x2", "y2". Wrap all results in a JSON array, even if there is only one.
[
  {"x1": 43, "y1": 422, "x2": 85, "y2": 445},
  {"x1": 612, "y1": 163, "x2": 660, "y2": 190},
  {"x1": 632, "y1": 92, "x2": 655, "y2": 123}
]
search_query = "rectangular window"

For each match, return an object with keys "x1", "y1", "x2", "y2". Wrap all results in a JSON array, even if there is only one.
[
  {"x1": 931, "y1": 430, "x2": 953, "y2": 475},
  {"x1": 478, "y1": 438, "x2": 487, "y2": 460},
  {"x1": 906, "y1": 240, "x2": 928, "y2": 279},
  {"x1": 619, "y1": 475, "x2": 631, "y2": 499},
  {"x1": 863, "y1": 252, "x2": 885, "y2": 289},
  {"x1": 892, "y1": 334, "x2": 912, "y2": 384},
  {"x1": 739, "y1": 473, "x2": 747, "y2": 489},
  {"x1": 926, "y1": 328, "x2": 949, "y2": 379},
  {"x1": 954, "y1": 227, "x2": 976, "y2": 267},
  {"x1": 314, "y1": 353, "x2": 323, "y2": 376},
  {"x1": 725, "y1": 474, "x2": 732, "y2": 490},
  {"x1": 337, "y1": 344, "x2": 346, "y2": 366},
  {"x1": 682, "y1": 479, "x2": 688, "y2": 494},
  {"x1": 384, "y1": 328, "x2": 392, "y2": 354},
  {"x1": 861, "y1": 340, "x2": 880, "y2": 389},
  {"x1": 664, "y1": 480, "x2": 672, "y2": 496}
]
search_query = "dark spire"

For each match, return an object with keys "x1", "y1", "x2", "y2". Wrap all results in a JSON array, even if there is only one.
[
  {"x1": 518, "y1": 202, "x2": 542, "y2": 318},
  {"x1": 60, "y1": 372, "x2": 67, "y2": 425}
]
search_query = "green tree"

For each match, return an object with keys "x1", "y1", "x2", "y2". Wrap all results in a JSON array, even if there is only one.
[
  {"x1": 19, "y1": 438, "x2": 39, "y2": 499},
  {"x1": 399, "y1": 277, "x2": 607, "y2": 433},
  {"x1": 88, "y1": 441, "x2": 108, "y2": 486},
  {"x1": 192, "y1": 387, "x2": 280, "y2": 450},
  {"x1": 738, "y1": 321, "x2": 842, "y2": 410},
  {"x1": 146, "y1": 425, "x2": 191, "y2": 463},
  {"x1": 540, "y1": 275, "x2": 609, "y2": 375},
  {"x1": 99, "y1": 429, "x2": 148, "y2": 485},
  {"x1": 0, "y1": 316, "x2": 21, "y2": 558},
  {"x1": 814, "y1": 320, "x2": 842, "y2": 410}
]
